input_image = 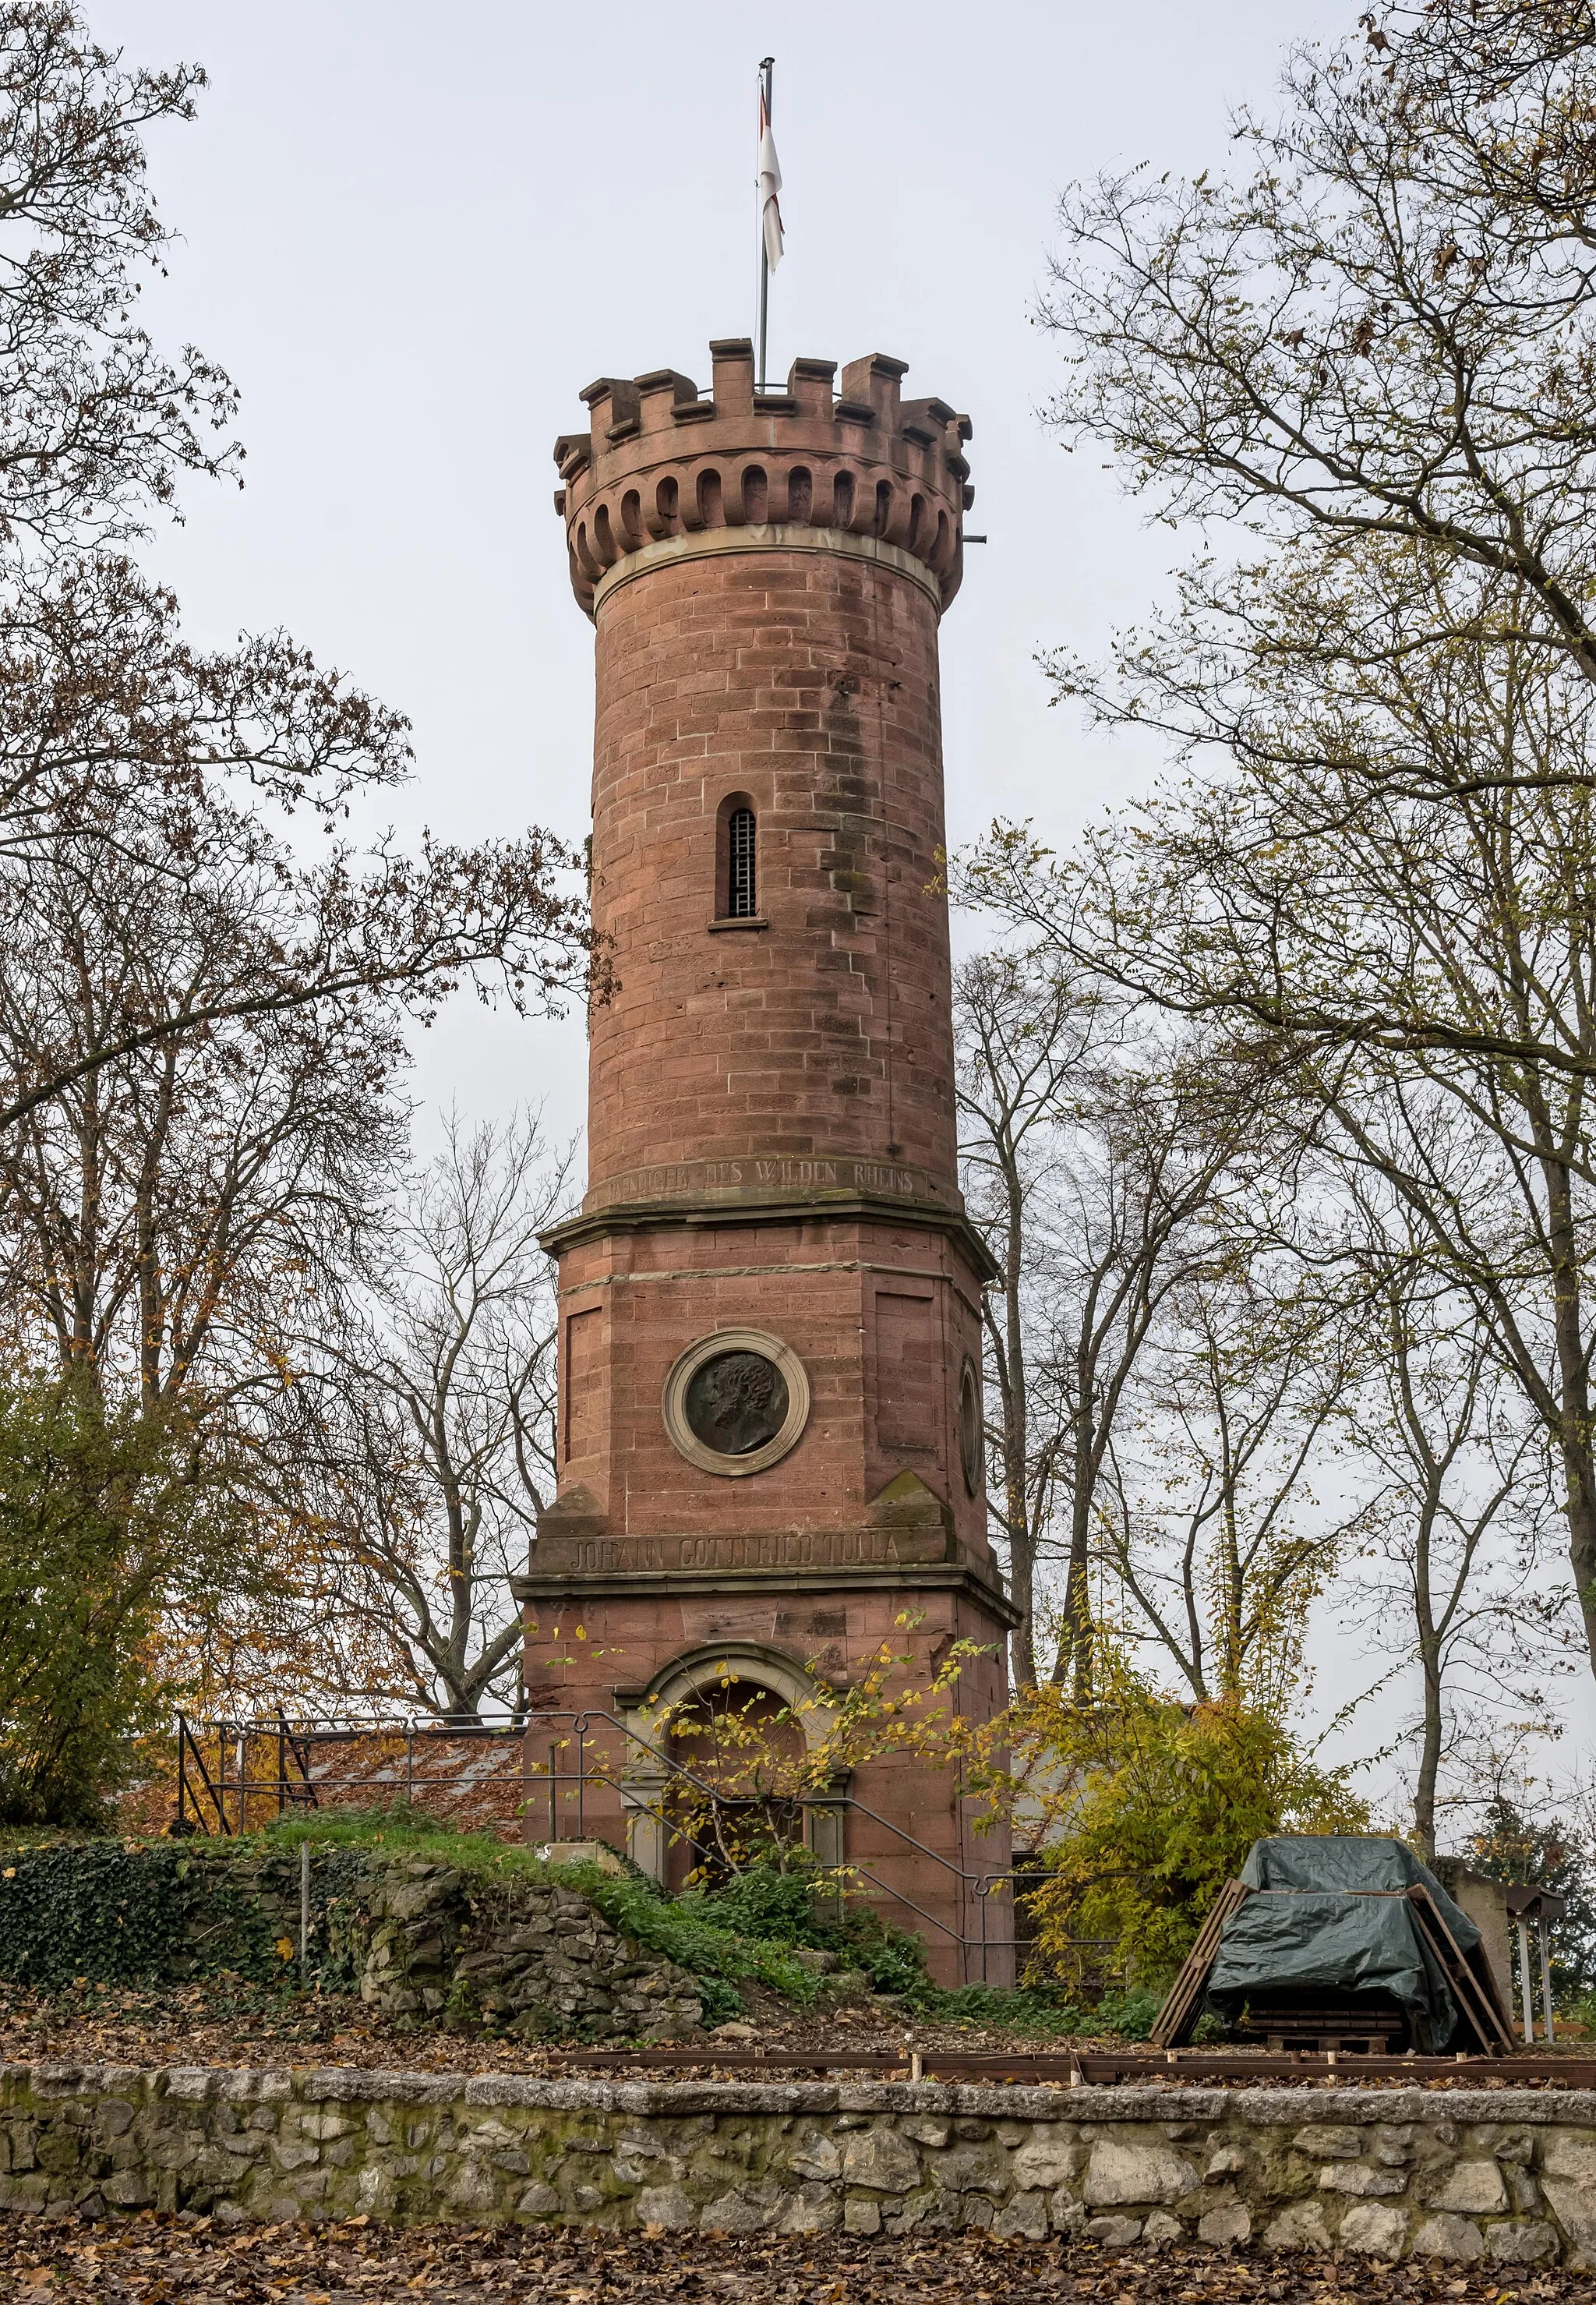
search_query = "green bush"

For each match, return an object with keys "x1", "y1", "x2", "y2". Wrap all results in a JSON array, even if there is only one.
[
  {"x1": 0, "y1": 1840, "x2": 298, "y2": 1989},
  {"x1": 913, "y1": 1980, "x2": 1162, "y2": 2039},
  {"x1": 1013, "y1": 1665, "x2": 1368, "y2": 1989},
  {"x1": 682, "y1": 1865, "x2": 930, "y2": 1998},
  {"x1": 0, "y1": 1840, "x2": 188, "y2": 1987},
  {"x1": 266, "y1": 1822, "x2": 851, "y2": 2009},
  {"x1": 1093, "y1": 1985, "x2": 1163, "y2": 2041},
  {"x1": 0, "y1": 1833, "x2": 373, "y2": 1992},
  {"x1": 691, "y1": 1976, "x2": 747, "y2": 2026},
  {"x1": 685, "y1": 1867, "x2": 828, "y2": 1946},
  {"x1": 918, "y1": 1983, "x2": 1087, "y2": 2034},
  {"x1": 567, "y1": 1865, "x2": 819, "y2": 2004},
  {"x1": 842, "y1": 1921, "x2": 927, "y2": 1999},
  {"x1": 0, "y1": 1821, "x2": 1140, "y2": 2037}
]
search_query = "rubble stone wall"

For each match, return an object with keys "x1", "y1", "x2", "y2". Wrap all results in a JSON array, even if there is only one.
[
  {"x1": 0, "y1": 1844, "x2": 704, "y2": 2044},
  {"x1": 344, "y1": 1864, "x2": 704, "y2": 2041},
  {"x1": 5, "y1": 2068, "x2": 1596, "y2": 2265}
]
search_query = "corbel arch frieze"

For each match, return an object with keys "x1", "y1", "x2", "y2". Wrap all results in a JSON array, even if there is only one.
[{"x1": 574, "y1": 447, "x2": 953, "y2": 560}]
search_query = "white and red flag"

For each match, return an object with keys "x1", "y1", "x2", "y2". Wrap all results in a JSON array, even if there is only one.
[{"x1": 758, "y1": 80, "x2": 783, "y2": 271}]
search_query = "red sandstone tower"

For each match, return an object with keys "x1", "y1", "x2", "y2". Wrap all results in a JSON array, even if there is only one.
[{"x1": 518, "y1": 339, "x2": 1015, "y2": 1982}]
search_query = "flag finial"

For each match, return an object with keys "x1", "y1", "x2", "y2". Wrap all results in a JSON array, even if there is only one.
[{"x1": 757, "y1": 58, "x2": 782, "y2": 390}]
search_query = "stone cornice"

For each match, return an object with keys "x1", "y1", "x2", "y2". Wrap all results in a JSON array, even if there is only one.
[
  {"x1": 7, "y1": 2065, "x2": 1593, "y2": 2119},
  {"x1": 590, "y1": 524, "x2": 944, "y2": 615},
  {"x1": 512, "y1": 1555, "x2": 1022, "y2": 1629},
  {"x1": 538, "y1": 1190, "x2": 1001, "y2": 1288}
]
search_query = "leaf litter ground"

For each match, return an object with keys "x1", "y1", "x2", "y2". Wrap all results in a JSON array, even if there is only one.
[
  {"x1": 0, "y1": 1980, "x2": 1122, "y2": 2073},
  {"x1": 9, "y1": 1981, "x2": 1592, "y2": 2084},
  {"x1": 0, "y1": 2219, "x2": 1583, "y2": 2303}
]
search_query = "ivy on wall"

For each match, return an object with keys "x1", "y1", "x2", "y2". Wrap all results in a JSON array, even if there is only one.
[{"x1": 0, "y1": 1840, "x2": 368, "y2": 1991}]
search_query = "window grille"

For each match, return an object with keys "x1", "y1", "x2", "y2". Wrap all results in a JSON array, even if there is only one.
[{"x1": 727, "y1": 807, "x2": 757, "y2": 917}]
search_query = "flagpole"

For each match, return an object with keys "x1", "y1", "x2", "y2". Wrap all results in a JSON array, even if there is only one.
[{"x1": 757, "y1": 56, "x2": 774, "y2": 389}]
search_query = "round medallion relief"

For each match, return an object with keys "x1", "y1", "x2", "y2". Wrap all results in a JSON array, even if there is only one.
[
  {"x1": 685, "y1": 1350, "x2": 789, "y2": 1455},
  {"x1": 662, "y1": 1328, "x2": 810, "y2": 1477},
  {"x1": 959, "y1": 1356, "x2": 983, "y2": 1497}
]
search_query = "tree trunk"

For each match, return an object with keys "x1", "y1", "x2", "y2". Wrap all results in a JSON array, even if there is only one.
[
  {"x1": 1001, "y1": 1187, "x2": 1036, "y2": 1690},
  {"x1": 1541, "y1": 1153, "x2": 1596, "y2": 1674},
  {"x1": 1413, "y1": 1490, "x2": 1444, "y2": 1865},
  {"x1": 1054, "y1": 1385, "x2": 1096, "y2": 1697}
]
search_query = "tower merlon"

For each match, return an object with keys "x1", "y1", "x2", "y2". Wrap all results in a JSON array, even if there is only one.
[{"x1": 553, "y1": 340, "x2": 974, "y2": 619}]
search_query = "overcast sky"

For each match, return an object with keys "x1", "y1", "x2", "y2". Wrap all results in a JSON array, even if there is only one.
[
  {"x1": 86, "y1": 0, "x2": 1596, "y2": 1801},
  {"x1": 90, "y1": 0, "x2": 1357, "y2": 1139}
]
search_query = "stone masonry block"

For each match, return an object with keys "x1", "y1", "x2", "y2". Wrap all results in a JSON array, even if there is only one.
[
  {"x1": 1083, "y1": 2141, "x2": 1199, "y2": 2208},
  {"x1": 1429, "y1": 2159, "x2": 1508, "y2": 2215},
  {"x1": 840, "y1": 2129, "x2": 919, "y2": 2194},
  {"x1": 2, "y1": 2070, "x2": 1596, "y2": 2261},
  {"x1": 1339, "y1": 2201, "x2": 1409, "y2": 2257}
]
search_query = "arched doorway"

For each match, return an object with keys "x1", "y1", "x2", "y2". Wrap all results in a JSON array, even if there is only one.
[{"x1": 620, "y1": 1643, "x2": 846, "y2": 1890}]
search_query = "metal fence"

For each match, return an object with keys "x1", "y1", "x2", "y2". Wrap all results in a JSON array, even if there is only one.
[{"x1": 169, "y1": 1708, "x2": 1035, "y2": 1987}]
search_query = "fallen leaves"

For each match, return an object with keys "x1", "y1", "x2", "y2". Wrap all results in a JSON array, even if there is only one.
[
  {"x1": 0, "y1": 1976, "x2": 1113, "y2": 2077},
  {"x1": 0, "y1": 2219, "x2": 1584, "y2": 2305}
]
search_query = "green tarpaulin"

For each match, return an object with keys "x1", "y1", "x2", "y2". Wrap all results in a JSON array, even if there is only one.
[{"x1": 1202, "y1": 1837, "x2": 1484, "y2": 2053}]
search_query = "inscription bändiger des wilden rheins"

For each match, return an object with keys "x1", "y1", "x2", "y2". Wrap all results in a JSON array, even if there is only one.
[{"x1": 590, "y1": 1155, "x2": 948, "y2": 1207}]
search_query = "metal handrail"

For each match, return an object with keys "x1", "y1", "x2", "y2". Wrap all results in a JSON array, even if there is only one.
[
  {"x1": 175, "y1": 1716, "x2": 231, "y2": 1834},
  {"x1": 274, "y1": 1713, "x2": 319, "y2": 1815}
]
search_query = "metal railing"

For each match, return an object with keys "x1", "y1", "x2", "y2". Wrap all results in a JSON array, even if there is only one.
[
  {"x1": 175, "y1": 1713, "x2": 320, "y2": 1836},
  {"x1": 169, "y1": 1706, "x2": 1028, "y2": 1984}
]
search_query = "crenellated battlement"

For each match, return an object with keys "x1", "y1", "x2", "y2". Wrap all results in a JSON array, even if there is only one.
[{"x1": 552, "y1": 339, "x2": 973, "y2": 619}]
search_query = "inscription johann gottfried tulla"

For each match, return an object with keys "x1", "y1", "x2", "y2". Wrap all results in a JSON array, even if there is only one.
[{"x1": 536, "y1": 1528, "x2": 949, "y2": 1575}]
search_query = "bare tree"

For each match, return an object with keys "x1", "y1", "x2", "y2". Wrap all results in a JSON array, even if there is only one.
[
  {"x1": 1100, "y1": 1248, "x2": 1363, "y2": 1713},
  {"x1": 0, "y1": 798, "x2": 585, "y2": 1144},
  {"x1": 0, "y1": 9, "x2": 588, "y2": 1131},
  {"x1": 966, "y1": 543, "x2": 1596, "y2": 1692},
  {"x1": 309, "y1": 1114, "x2": 574, "y2": 1720},
  {"x1": 0, "y1": 804, "x2": 406, "y2": 1402},
  {"x1": 0, "y1": 5, "x2": 238, "y2": 553},
  {"x1": 1039, "y1": 4, "x2": 1596, "y2": 692},
  {"x1": 954, "y1": 949, "x2": 1093, "y2": 1688},
  {"x1": 952, "y1": 942, "x2": 1273, "y2": 1693},
  {"x1": 959, "y1": 0, "x2": 1596, "y2": 1729},
  {"x1": 0, "y1": 5, "x2": 591, "y2": 1725},
  {"x1": 0, "y1": 793, "x2": 433, "y2": 1709},
  {"x1": 1346, "y1": 1225, "x2": 1559, "y2": 1861}
]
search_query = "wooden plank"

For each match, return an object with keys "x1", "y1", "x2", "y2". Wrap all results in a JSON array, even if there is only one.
[
  {"x1": 1415, "y1": 1888, "x2": 1515, "y2": 2034},
  {"x1": 1149, "y1": 1877, "x2": 1251, "y2": 2047},
  {"x1": 1407, "y1": 1885, "x2": 1518, "y2": 2054}
]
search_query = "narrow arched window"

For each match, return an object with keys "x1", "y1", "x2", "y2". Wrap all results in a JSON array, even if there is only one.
[
  {"x1": 727, "y1": 806, "x2": 757, "y2": 917},
  {"x1": 712, "y1": 791, "x2": 761, "y2": 927}
]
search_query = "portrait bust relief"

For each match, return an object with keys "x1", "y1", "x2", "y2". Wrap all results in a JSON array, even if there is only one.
[
  {"x1": 662, "y1": 1328, "x2": 810, "y2": 1476},
  {"x1": 684, "y1": 1349, "x2": 790, "y2": 1457}
]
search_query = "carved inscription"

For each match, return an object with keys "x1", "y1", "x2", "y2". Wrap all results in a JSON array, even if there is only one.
[
  {"x1": 592, "y1": 1154, "x2": 932, "y2": 1207},
  {"x1": 566, "y1": 1529, "x2": 930, "y2": 1575}
]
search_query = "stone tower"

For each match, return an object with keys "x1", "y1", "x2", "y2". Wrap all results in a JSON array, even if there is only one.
[{"x1": 518, "y1": 339, "x2": 1015, "y2": 1982}]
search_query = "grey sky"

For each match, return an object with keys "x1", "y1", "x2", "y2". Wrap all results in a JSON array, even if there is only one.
[{"x1": 93, "y1": 0, "x2": 1351, "y2": 1142}]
